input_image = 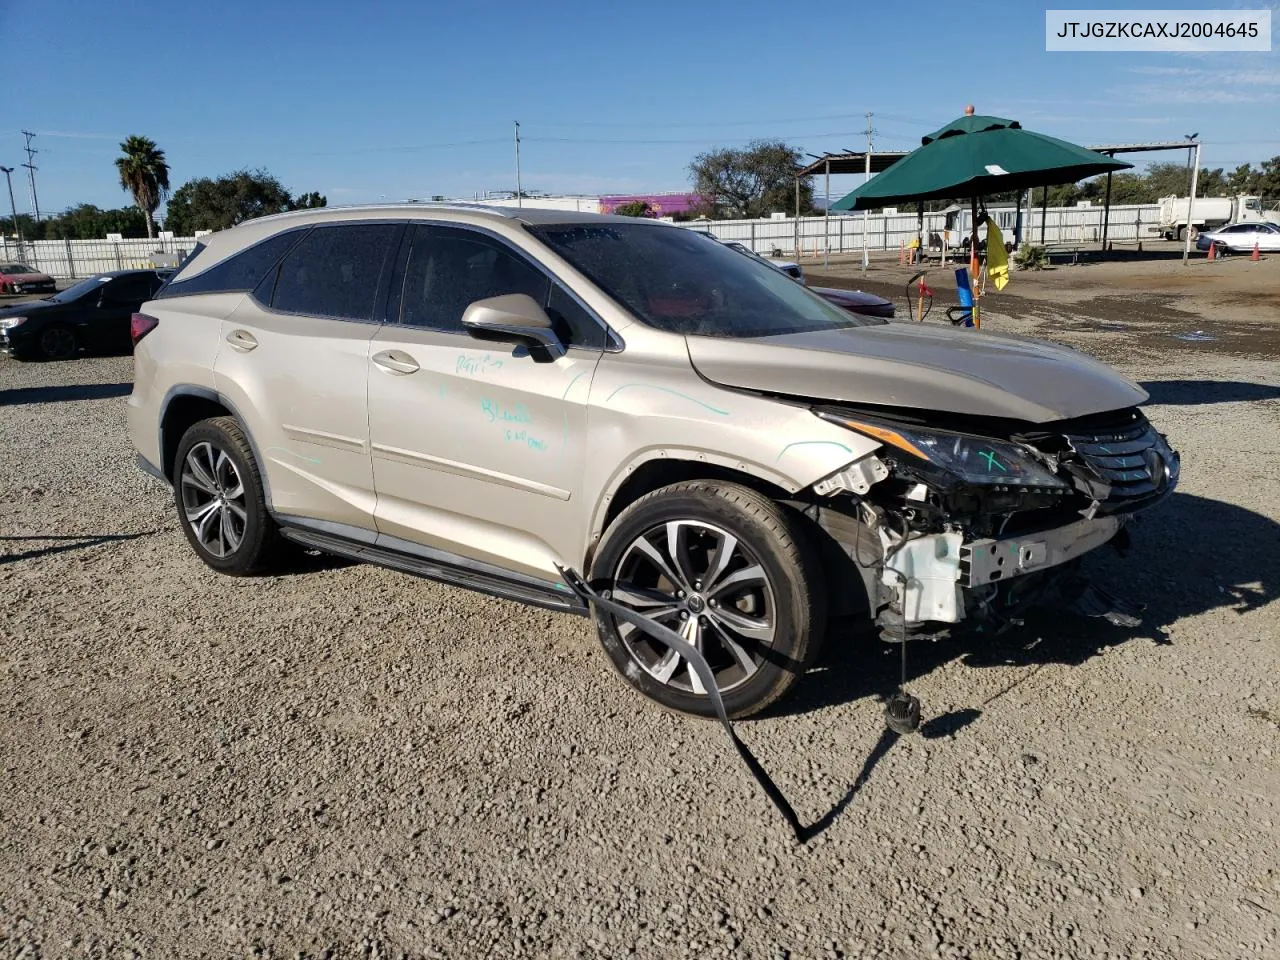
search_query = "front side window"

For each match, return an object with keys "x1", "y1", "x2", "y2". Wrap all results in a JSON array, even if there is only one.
[
  {"x1": 394, "y1": 225, "x2": 550, "y2": 333},
  {"x1": 158, "y1": 231, "x2": 305, "y2": 299},
  {"x1": 271, "y1": 223, "x2": 399, "y2": 322},
  {"x1": 527, "y1": 222, "x2": 884, "y2": 338},
  {"x1": 0, "y1": 263, "x2": 35, "y2": 274}
]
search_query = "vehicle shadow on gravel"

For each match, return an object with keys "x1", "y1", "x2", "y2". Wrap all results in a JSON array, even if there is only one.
[
  {"x1": 778, "y1": 491, "x2": 1275, "y2": 718},
  {"x1": 1140, "y1": 380, "x2": 1280, "y2": 405},
  {"x1": 0, "y1": 531, "x2": 156, "y2": 565},
  {"x1": 0, "y1": 382, "x2": 132, "y2": 405},
  {"x1": 763, "y1": 491, "x2": 1275, "y2": 838}
]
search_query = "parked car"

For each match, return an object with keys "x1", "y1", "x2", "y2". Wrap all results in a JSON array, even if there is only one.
[
  {"x1": 718, "y1": 240, "x2": 805, "y2": 283},
  {"x1": 0, "y1": 262, "x2": 57, "y2": 295},
  {"x1": 807, "y1": 285, "x2": 895, "y2": 319},
  {"x1": 713, "y1": 237, "x2": 893, "y2": 317},
  {"x1": 0, "y1": 269, "x2": 168, "y2": 360},
  {"x1": 1195, "y1": 221, "x2": 1280, "y2": 254},
  {"x1": 129, "y1": 206, "x2": 1178, "y2": 719}
]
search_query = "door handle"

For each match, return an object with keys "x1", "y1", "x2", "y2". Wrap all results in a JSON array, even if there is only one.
[
  {"x1": 226, "y1": 329, "x2": 258, "y2": 352},
  {"x1": 372, "y1": 349, "x2": 420, "y2": 375}
]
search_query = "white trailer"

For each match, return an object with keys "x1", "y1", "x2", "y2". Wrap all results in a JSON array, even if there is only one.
[{"x1": 1157, "y1": 194, "x2": 1268, "y2": 240}]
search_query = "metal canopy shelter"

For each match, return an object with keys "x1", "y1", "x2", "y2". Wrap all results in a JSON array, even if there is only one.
[{"x1": 798, "y1": 140, "x2": 1204, "y2": 264}]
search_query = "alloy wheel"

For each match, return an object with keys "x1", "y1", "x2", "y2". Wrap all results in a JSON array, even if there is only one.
[
  {"x1": 180, "y1": 441, "x2": 248, "y2": 558},
  {"x1": 40, "y1": 326, "x2": 77, "y2": 360},
  {"x1": 608, "y1": 519, "x2": 776, "y2": 694}
]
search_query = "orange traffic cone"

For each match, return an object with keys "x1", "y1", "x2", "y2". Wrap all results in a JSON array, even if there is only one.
[
  {"x1": 1208, "y1": 241, "x2": 1216, "y2": 261},
  {"x1": 1252, "y1": 241, "x2": 1261, "y2": 262}
]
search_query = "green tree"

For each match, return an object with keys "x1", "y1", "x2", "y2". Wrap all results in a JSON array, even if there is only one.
[
  {"x1": 611, "y1": 200, "x2": 655, "y2": 217},
  {"x1": 39, "y1": 204, "x2": 149, "y2": 240},
  {"x1": 689, "y1": 140, "x2": 814, "y2": 219},
  {"x1": 163, "y1": 170, "x2": 319, "y2": 234},
  {"x1": 115, "y1": 136, "x2": 170, "y2": 239},
  {"x1": 289, "y1": 191, "x2": 328, "y2": 210}
]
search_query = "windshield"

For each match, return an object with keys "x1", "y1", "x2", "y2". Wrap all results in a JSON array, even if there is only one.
[
  {"x1": 1, "y1": 263, "x2": 36, "y2": 274},
  {"x1": 50, "y1": 275, "x2": 113, "y2": 302},
  {"x1": 527, "y1": 223, "x2": 884, "y2": 338}
]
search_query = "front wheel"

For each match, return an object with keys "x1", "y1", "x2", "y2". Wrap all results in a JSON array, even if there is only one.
[
  {"x1": 38, "y1": 324, "x2": 78, "y2": 361},
  {"x1": 174, "y1": 416, "x2": 282, "y2": 576},
  {"x1": 590, "y1": 482, "x2": 826, "y2": 719}
]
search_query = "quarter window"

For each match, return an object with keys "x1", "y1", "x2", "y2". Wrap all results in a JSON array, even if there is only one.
[
  {"x1": 157, "y1": 230, "x2": 306, "y2": 298},
  {"x1": 271, "y1": 224, "x2": 399, "y2": 322}
]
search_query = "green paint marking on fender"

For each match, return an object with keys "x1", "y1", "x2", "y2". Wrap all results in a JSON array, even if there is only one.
[
  {"x1": 605, "y1": 383, "x2": 730, "y2": 416},
  {"x1": 776, "y1": 440, "x2": 853, "y2": 462}
]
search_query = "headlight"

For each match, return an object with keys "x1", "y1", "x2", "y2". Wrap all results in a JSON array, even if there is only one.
[
  {"x1": 0, "y1": 316, "x2": 27, "y2": 330},
  {"x1": 819, "y1": 413, "x2": 1069, "y2": 489}
]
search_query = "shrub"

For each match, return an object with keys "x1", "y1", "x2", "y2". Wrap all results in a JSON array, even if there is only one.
[{"x1": 1013, "y1": 244, "x2": 1048, "y2": 270}]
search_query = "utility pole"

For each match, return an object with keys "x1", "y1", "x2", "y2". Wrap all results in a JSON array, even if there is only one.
[
  {"x1": 0, "y1": 166, "x2": 20, "y2": 240},
  {"x1": 21, "y1": 130, "x2": 40, "y2": 222},
  {"x1": 862, "y1": 112, "x2": 875, "y2": 274},
  {"x1": 514, "y1": 121, "x2": 523, "y2": 209}
]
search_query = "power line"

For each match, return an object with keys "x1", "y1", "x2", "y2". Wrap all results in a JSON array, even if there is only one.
[{"x1": 21, "y1": 130, "x2": 40, "y2": 222}]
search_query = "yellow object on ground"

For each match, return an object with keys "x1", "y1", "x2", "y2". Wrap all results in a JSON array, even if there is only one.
[{"x1": 986, "y1": 217, "x2": 1010, "y2": 291}]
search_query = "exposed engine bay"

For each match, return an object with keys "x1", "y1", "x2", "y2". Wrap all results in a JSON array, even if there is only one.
[{"x1": 800, "y1": 404, "x2": 1180, "y2": 639}]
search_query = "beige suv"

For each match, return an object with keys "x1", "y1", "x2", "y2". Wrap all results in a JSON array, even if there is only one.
[{"x1": 129, "y1": 205, "x2": 1178, "y2": 718}]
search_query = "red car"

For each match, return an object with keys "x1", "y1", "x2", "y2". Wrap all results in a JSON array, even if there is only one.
[{"x1": 0, "y1": 262, "x2": 57, "y2": 295}]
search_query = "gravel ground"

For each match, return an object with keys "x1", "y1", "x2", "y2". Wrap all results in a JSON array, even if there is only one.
[{"x1": 2, "y1": 278, "x2": 1279, "y2": 958}]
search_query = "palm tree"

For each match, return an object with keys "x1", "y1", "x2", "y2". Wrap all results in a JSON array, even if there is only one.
[{"x1": 115, "y1": 136, "x2": 170, "y2": 239}]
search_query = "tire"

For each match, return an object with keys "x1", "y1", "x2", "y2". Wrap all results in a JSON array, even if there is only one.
[
  {"x1": 173, "y1": 416, "x2": 282, "y2": 576},
  {"x1": 38, "y1": 324, "x2": 78, "y2": 361},
  {"x1": 1176, "y1": 226, "x2": 1186, "y2": 243},
  {"x1": 589, "y1": 481, "x2": 826, "y2": 719}
]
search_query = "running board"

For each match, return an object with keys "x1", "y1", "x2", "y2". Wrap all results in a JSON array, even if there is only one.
[{"x1": 278, "y1": 525, "x2": 588, "y2": 616}]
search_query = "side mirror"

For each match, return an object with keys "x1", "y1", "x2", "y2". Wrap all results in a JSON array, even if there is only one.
[{"x1": 462, "y1": 293, "x2": 565, "y2": 361}]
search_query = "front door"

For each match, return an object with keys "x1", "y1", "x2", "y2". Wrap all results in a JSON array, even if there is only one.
[{"x1": 367, "y1": 223, "x2": 607, "y2": 579}]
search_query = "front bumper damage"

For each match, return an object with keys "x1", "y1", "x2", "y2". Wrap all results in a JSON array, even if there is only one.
[
  {"x1": 886, "y1": 515, "x2": 1123, "y2": 625},
  {"x1": 809, "y1": 406, "x2": 1179, "y2": 638}
]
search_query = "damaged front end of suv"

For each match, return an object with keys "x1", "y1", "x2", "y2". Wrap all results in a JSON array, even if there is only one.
[{"x1": 802, "y1": 404, "x2": 1180, "y2": 642}]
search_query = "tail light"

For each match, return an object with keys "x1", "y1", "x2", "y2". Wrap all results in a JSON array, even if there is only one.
[{"x1": 130, "y1": 312, "x2": 159, "y2": 345}]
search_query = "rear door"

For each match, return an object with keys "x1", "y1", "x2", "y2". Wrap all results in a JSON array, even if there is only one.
[
  {"x1": 366, "y1": 222, "x2": 607, "y2": 579},
  {"x1": 214, "y1": 222, "x2": 402, "y2": 531},
  {"x1": 89, "y1": 273, "x2": 156, "y2": 351}
]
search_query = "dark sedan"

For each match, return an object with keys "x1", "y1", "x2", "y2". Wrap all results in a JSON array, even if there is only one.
[
  {"x1": 0, "y1": 269, "x2": 167, "y2": 361},
  {"x1": 810, "y1": 285, "x2": 896, "y2": 319}
]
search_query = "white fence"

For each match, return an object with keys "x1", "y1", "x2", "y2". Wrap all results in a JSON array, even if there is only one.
[
  {"x1": 2, "y1": 202, "x2": 1167, "y2": 279},
  {"x1": 679, "y1": 203, "x2": 1163, "y2": 256},
  {"x1": 0, "y1": 235, "x2": 199, "y2": 279}
]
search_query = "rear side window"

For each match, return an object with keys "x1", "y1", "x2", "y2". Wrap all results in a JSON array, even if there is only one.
[
  {"x1": 270, "y1": 224, "x2": 399, "y2": 322},
  {"x1": 157, "y1": 231, "x2": 306, "y2": 299},
  {"x1": 103, "y1": 275, "x2": 156, "y2": 303}
]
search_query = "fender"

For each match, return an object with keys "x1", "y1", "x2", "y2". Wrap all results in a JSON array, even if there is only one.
[{"x1": 158, "y1": 383, "x2": 277, "y2": 507}]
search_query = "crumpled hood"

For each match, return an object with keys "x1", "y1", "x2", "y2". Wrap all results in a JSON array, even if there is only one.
[{"x1": 686, "y1": 323, "x2": 1148, "y2": 423}]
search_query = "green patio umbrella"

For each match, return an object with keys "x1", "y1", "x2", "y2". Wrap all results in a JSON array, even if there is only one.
[{"x1": 831, "y1": 113, "x2": 1132, "y2": 212}]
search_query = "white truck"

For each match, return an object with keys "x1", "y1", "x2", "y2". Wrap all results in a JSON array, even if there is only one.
[{"x1": 1157, "y1": 194, "x2": 1269, "y2": 241}]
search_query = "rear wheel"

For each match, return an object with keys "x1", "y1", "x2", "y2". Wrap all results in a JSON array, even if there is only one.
[
  {"x1": 590, "y1": 481, "x2": 825, "y2": 719},
  {"x1": 38, "y1": 324, "x2": 78, "y2": 360},
  {"x1": 174, "y1": 416, "x2": 282, "y2": 576}
]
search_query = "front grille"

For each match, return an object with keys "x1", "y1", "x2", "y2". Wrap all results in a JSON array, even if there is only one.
[
  {"x1": 1023, "y1": 408, "x2": 1176, "y2": 512},
  {"x1": 1067, "y1": 419, "x2": 1161, "y2": 500}
]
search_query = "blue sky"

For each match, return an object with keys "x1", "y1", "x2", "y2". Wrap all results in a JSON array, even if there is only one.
[{"x1": 4, "y1": 0, "x2": 1278, "y2": 219}]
